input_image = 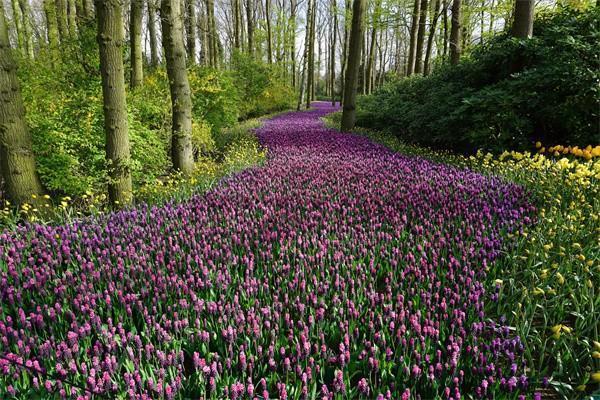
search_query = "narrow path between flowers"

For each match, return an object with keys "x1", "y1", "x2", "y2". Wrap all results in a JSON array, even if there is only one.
[{"x1": 1, "y1": 102, "x2": 535, "y2": 399}]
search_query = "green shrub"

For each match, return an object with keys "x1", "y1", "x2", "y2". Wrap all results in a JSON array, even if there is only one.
[
  {"x1": 357, "y1": 6, "x2": 600, "y2": 152},
  {"x1": 230, "y1": 52, "x2": 295, "y2": 119}
]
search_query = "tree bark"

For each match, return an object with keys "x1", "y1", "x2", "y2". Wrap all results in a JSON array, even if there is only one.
[
  {"x1": 449, "y1": 0, "x2": 461, "y2": 65},
  {"x1": 406, "y1": 0, "x2": 420, "y2": 75},
  {"x1": 11, "y1": 0, "x2": 25, "y2": 54},
  {"x1": 44, "y1": 0, "x2": 60, "y2": 58},
  {"x1": 185, "y1": 0, "x2": 196, "y2": 63},
  {"x1": 265, "y1": 0, "x2": 273, "y2": 63},
  {"x1": 161, "y1": 0, "x2": 194, "y2": 175},
  {"x1": 246, "y1": 0, "x2": 253, "y2": 56},
  {"x1": 424, "y1": 0, "x2": 440, "y2": 75},
  {"x1": 365, "y1": 0, "x2": 380, "y2": 93},
  {"x1": 340, "y1": 0, "x2": 350, "y2": 105},
  {"x1": 148, "y1": 0, "x2": 160, "y2": 66},
  {"x1": 206, "y1": 0, "x2": 217, "y2": 66},
  {"x1": 95, "y1": 0, "x2": 133, "y2": 205},
  {"x1": 130, "y1": 0, "x2": 144, "y2": 88},
  {"x1": 414, "y1": 0, "x2": 428, "y2": 74},
  {"x1": 56, "y1": 0, "x2": 69, "y2": 41},
  {"x1": 330, "y1": 0, "x2": 337, "y2": 105},
  {"x1": 511, "y1": 0, "x2": 534, "y2": 39},
  {"x1": 67, "y1": 0, "x2": 77, "y2": 37},
  {"x1": 340, "y1": 0, "x2": 365, "y2": 131},
  {"x1": 290, "y1": 0, "x2": 297, "y2": 87},
  {"x1": 305, "y1": 0, "x2": 315, "y2": 108},
  {"x1": 233, "y1": 0, "x2": 241, "y2": 49},
  {"x1": 18, "y1": 0, "x2": 34, "y2": 58},
  {"x1": 0, "y1": 2, "x2": 44, "y2": 205},
  {"x1": 298, "y1": 0, "x2": 311, "y2": 109}
]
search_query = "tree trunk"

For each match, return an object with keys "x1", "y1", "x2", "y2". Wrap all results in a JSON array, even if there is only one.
[
  {"x1": 161, "y1": 0, "x2": 194, "y2": 175},
  {"x1": 340, "y1": 0, "x2": 365, "y2": 131},
  {"x1": 406, "y1": 0, "x2": 420, "y2": 75},
  {"x1": 130, "y1": 0, "x2": 144, "y2": 88},
  {"x1": 290, "y1": 0, "x2": 297, "y2": 87},
  {"x1": 0, "y1": 3, "x2": 44, "y2": 205},
  {"x1": 442, "y1": 0, "x2": 448, "y2": 59},
  {"x1": 11, "y1": 0, "x2": 25, "y2": 54},
  {"x1": 67, "y1": 0, "x2": 77, "y2": 37},
  {"x1": 330, "y1": 0, "x2": 337, "y2": 105},
  {"x1": 423, "y1": 0, "x2": 440, "y2": 75},
  {"x1": 82, "y1": 0, "x2": 94, "y2": 19},
  {"x1": 414, "y1": 0, "x2": 428, "y2": 74},
  {"x1": 340, "y1": 0, "x2": 350, "y2": 105},
  {"x1": 18, "y1": 0, "x2": 34, "y2": 58},
  {"x1": 148, "y1": 0, "x2": 160, "y2": 66},
  {"x1": 298, "y1": 0, "x2": 311, "y2": 109},
  {"x1": 206, "y1": 0, "x2": 217, "y2": 66},
  {"x1": 246, "y1": 0, "x2": 253, "y2": 56},
  {"x1": 56, "y1": 0, "x2": 69, "y2": 41},
  {"x1": 365, "y1": 0, "x2": 380, "y2": 94},
  {"x1": 306, "y1": 0, "x2": 315, "y2": 108},
  {"x1": 449, "y1": 0, "x2": 461, "y2": 65},
  {"x1": 44, "y1": 0, "x2": 60, "y2": 58},
  {"x1": 233, "y1": 0, "x2": 241, "y2": 49},
  {"x1": 94, "y1": 0, "x2": 133, "y2": 205},
  {"x1": 186, "y1": 0, "x2": 196, "y2": 63},
  {"x1": 265, "y1": 0, "x2": 273, "y2": 63},
  {"x1": 511, "y1": 0, "x2": 534, "y2": 39}
]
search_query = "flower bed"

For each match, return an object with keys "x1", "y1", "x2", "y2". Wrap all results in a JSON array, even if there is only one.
[{"x1": 1, "y1": 103, "x2": 537, "y2": 398}]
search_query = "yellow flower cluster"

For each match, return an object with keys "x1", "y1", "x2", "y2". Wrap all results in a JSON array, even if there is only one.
[
  {"x1": 536, "y1": 141, "x2": 600, "y2": 160},
  {"x1": 463, "y1": 148, "x2": 599, "y2": 394}
]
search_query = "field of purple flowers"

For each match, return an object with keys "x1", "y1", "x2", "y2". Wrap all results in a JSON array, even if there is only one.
[{"x1": 1, "y1": 102, "x2": 539, "y2": 399}]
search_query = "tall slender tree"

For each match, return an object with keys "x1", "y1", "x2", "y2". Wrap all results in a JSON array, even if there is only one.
[
  {"x1": 11, "y1": 0, "x2": 25, "y2": 54},
  {"x1": 67, "y1": 0, "x2": 77, "y2": 37},
  {"x1": 339, "y1": 0, "x2": 350, "y2": 104},
  {"x1": 95, "y1": 0, "x2": 133, "y2": 205},
  {"x1": 340, "y1": 0, "x2": 366, "y2": 131},
  {"x1": 186, "y1": 0, "x2": 197, "y2": 63},
  {"x1": 148, "y1": 0, "x2": 160, "y2": 66},
  {"x1": 18, "y1": 0, "x2": 34, "y2": 58},
  {"x1": 0, "y1": 1, "x2": 44, "y2": 204},
  {"x1": 406, "y1": 0, "x2": 420, "y2": 75},
  {"x1": 161, "y1": 0, "x2": 194, "y2": 175},
  {"x1": 265, "y1": 0, "x2": 273, "y2": 63},
  {"x1": 330, "y1": 0, "x2": 338, "y2": 105},
  {"x1": 414, "y1": 0, "x2": 428, "y2": 73},
  {"x1": 56, "y1": 0, "x2": 69, "y2": 41},
  {"x1": 130, "y1": 0, "x2": 144, "y2": 88},
  {"x1": 233, "y1": 0, "x2": 241, "y2": 49},
  {"x1": 449, "y1": 0, "x2": 461, "y2": 64},
  {"x1": 246, "y1": 0, "x2": 254, "y2": 56},
  {"x1": 424, "y1": 0, "x2": 441, "y2": 74},
  {"x1": 298, "y1": 0, "x2": 312, "y2": 109},
  {"x1": 365, "y1": 0, "x2": 381, "y2": 93},
  {"x1": 44, "y1": 0, "x2": 60, "y2": 58}
]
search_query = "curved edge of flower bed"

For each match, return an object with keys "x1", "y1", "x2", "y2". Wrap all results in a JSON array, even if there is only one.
[{"x1": 322, "y1": 111, "x2": 600, "y2": 400}]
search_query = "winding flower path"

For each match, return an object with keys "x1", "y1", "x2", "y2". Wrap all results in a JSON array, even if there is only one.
[{"x1": 1, "y1": 102, "x2": 535, "y2": 399}]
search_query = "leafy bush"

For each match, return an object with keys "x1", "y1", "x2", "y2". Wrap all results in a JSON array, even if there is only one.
[
  {"x1": 15, "y1": 23, "x2": 293, "y2": 201},
  {"x1": 230, "y1": 52, "x2": 295, "y2": 119},
  {"x1": 357, "y1": 6, "x2": 600, "y2": 152},
  {"x1": 19, "y1": 53, "x2": 169, "y2": 196}
]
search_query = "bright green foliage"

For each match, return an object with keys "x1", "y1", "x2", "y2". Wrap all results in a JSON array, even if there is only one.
[
  {"x1": 19, "y1": 51, "x2": 169, "y2": 196},
  {"x1": 357, "y1": 6, "x2": 600, "y2": 153},
  {"x1": 231, "y1": 51, "x2": 295, "y2": 119},
  {"x1": 17, "y1": 33, "x2": 293, "y2": 199}
]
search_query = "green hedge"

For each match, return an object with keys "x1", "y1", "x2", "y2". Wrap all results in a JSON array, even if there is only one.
[{"x1": 357, "y1": 6, "x2": 600, "y2": 152}]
